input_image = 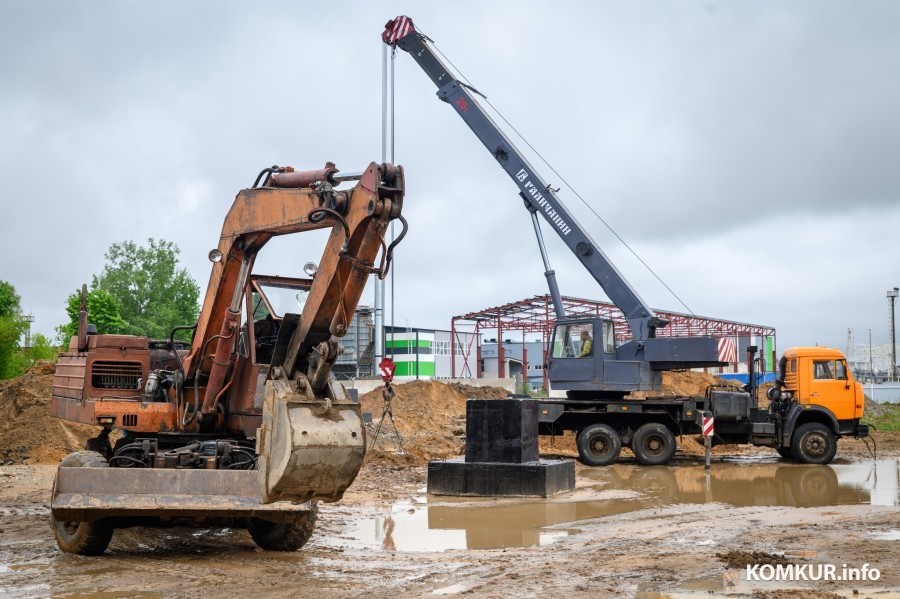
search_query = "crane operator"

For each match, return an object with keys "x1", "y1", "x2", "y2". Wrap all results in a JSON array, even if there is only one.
[{"x1": 577, "y1": 329, "x2": 593, "y2": 358}]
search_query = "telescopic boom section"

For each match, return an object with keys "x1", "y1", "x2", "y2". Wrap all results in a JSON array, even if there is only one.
[{"x1": 383, "y1": 16, "x2": 667, "y2": 340}]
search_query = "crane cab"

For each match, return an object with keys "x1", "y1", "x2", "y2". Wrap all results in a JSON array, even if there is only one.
[{"x1": 547, "y1": 318, "x2": 659, "y2": 396}]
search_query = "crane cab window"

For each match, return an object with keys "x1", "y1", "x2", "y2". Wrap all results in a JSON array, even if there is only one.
[
  {"x1": 552, "y1": 322, "x2": 593, "y2": 358},
  {"x1": 601, "y1": 320, "x2": 615, "y2": 354},
  {"x1": 813, "y1": 360, "x2": 835, "y2": 380}
]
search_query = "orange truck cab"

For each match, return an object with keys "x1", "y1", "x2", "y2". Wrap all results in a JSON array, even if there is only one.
[{"x1": 768, "y1": 347, "x2": 869, "y2": 463}]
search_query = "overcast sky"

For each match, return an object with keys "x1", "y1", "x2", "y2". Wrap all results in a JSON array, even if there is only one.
[{"x1": 1, "y1": 1, "x2": 898, "y2": 356}]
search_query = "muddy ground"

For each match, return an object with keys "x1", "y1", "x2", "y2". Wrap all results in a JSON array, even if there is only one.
[
  {"x1": 1, "y1": 365, "x2": 898, "y2": 597},
  {"x1": 1, "y1": 439, "x2": 898, "y2": 598}
]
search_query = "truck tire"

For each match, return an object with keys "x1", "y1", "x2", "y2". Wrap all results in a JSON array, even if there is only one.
[
  {"x1": 576, "y1": 424, "x2": 622, "y2": 466},
  {"x1": 248, "y1": 503, "x2": 318, "y2": 551},
  {"x1": 791, "y1": 423, "x2": 837, "y2": 465},
  {"x1": 51, "y1": 451, "x2": 115, "y2": 556},
  {"x1": 631, "y1": 423, "x2": 677, "y2": 466}
]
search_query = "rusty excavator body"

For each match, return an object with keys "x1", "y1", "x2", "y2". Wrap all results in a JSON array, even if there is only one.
[{"x1": 49, "y1": 161, "x2": 406, "y2": 554}]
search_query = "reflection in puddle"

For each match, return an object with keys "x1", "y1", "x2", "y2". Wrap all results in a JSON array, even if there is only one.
[{"x1": 341, "y1": 460, "x2": 898, "y2": 552}]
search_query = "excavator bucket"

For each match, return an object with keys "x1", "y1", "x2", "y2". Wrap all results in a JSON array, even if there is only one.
[{"x1": 256, "y1": 378, "x2": 366, "y2": 504}]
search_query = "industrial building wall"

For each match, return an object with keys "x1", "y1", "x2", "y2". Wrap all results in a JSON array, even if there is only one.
[
  {"x1": 383, "y1": 326, "x2": 478, "y2": 379},
  {"x1": 481, "y1": 341, "x2": 545, "y2": 390},
  {"x1": 385, "y1": 329, "x2": 435, "y2": 378}
]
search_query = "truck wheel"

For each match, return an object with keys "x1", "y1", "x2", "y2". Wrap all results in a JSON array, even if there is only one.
[
  {"x1": 249, "y1": 503, "x2": 318, "y2": 551},
  {"x1": 791, "y1": 423, "x2": 837, "y2": 465},
  {"x1": 50, "y1": 451, "x2": 115, "y2": 556},
  {"x1": 576, "y1": 424, "x2": 622, "y2": 466},
  {"x1": 776, "y1": 447, "x2": 794, "y2": 460},
  {"x1": 631, "y1": 423, "x2": 677, "y2": 466}
]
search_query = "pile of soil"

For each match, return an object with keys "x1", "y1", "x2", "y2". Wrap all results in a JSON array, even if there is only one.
[
  {"x1": 0, "y1": 361, "x2": 95, "y2": 465},
  {"x1": 627, "y1": 370, "x2": 741, "y2": 399},
  {"x1": 361, "y1": 380, "x2": 511, "y2": 465},
  {"x1": 447, "y1": 382, "x2": 510, "y2": 399}
]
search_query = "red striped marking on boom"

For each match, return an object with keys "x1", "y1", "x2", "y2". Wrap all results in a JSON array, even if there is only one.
[{"x1": 383, "y1": 16, "x2": 415, "y2": 46}]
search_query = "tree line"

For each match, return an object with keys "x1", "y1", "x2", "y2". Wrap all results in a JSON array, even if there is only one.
[{"x1": 0, "y1": 238, "x2": 200, "y2": 379}]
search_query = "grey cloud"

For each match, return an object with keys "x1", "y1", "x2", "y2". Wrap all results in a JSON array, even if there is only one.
[{"x1": 1, "y1": 0, "x2": 898, "y2": 356}]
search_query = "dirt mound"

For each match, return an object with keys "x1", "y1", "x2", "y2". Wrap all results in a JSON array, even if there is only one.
[
  {"x1": 360, "y1": 380, "x2": 510, "y2": 466},
  {"x1": 0, "y1": 361, "x2": 95, "y2": 465},
  {"x1": 627, "y1": 371, "x2": 741, "y2": 399},
  {"x1": 447, "y1": 382, "x2": 510, "y2": 400}
]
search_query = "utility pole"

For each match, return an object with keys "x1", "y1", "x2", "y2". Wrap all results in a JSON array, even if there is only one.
[
  {"x1": 889, "y1": 288, "x2": 899, "y2": 382},
  {"x1": 869, "y1": 328, "x2": 875, "y2": 397}
]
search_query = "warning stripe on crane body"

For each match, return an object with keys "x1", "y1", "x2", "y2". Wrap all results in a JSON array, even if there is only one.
[
  {"x1": 717, "y1": 337, "x2": 737, "y2": 363},
  {"x1": 383, "y1": 16, "x2": 414, "y2": 46},
  {"x1": 702, "y1": 415, "x2": 715, "y2": 437}
]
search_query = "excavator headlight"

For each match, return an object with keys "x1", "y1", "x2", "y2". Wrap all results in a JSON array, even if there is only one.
[
  {"x1": 208, "y1": 249, "x2": 223, "y2": 263},
  {"x1": 303, "y1": 262, "x2": 318, "y2": 277}
]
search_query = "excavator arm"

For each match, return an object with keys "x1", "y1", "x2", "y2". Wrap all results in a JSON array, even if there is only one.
[{"x1": 183, "y1": 161, "x2": 405, "y2": 503}]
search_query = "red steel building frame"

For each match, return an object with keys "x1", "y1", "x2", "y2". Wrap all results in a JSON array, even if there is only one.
[{"x1": 450, "y1": 294, "x2": 776, "y2": 389}]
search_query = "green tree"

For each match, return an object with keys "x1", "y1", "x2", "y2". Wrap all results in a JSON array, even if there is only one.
[
  {"x1": 92, "y1": 238, "x2": 200, "y2": 340},
  {"x1": 14, "y1": 333, "x2": 59, "y2": 372},
  {"x1": 0, "y1": 280, "x2": 26, "y2": 379},
  {"x1": 56, "y1": 288, "x2": 127, "y2": 345},
  {"x1": 0, "y1": 280, "x2": 21, "y2": 318}
]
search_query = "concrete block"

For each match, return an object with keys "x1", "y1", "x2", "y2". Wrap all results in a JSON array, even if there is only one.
[{"x1": 427, "y1": 458, "x2": 575, "y2": 497}]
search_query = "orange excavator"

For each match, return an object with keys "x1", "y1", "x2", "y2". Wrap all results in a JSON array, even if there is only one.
[{"x1": 50, "y1": 161, "x2": 406, "y2": 554}]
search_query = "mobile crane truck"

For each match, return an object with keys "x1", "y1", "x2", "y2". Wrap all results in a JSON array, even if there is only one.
[
  {"x1": 383, "y1": 16, "x2": 868, "y2": 467},
  {"x1": 50, "y1": 161, "x2": 406, "y2": 554}
]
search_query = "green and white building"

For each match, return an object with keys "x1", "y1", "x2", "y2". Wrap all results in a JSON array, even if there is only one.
[{"x1": 384, "y1": 326, "x2": 478, "y2": 380}]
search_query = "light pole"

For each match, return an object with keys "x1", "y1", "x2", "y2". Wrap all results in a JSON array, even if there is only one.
[
  {"x1": 869, "y1": 328, "x2": 874, "y2": 392},
  {"x1": 889, "y1": 288, "x2": 899, "y2": 382}
]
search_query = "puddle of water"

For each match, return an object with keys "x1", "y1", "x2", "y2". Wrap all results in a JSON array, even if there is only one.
[
  {"x1": 335, "y1": 460, "x2": 898, "y2": 552},
  {"x1": 581, "y1": 459, "x2": 899, "y2": 509},
  {"x1": 872, "y1": 529, "x2": 900, "y2": 541},
  {"x1": 431, "y1": 582, "x2": 474, "y2": 595}
]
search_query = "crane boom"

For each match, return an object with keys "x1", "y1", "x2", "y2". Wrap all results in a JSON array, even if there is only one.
[{"x1": 383, "y1": 16, "x2": 667, "y2": 341}]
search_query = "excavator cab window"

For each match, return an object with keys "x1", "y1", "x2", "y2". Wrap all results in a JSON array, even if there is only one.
[
  {"x1": 247, "y1": 277, "x2": 313, "y2": 366},
  {"x1": 256, "y1": 282, "x2": 309, "y2": 317}
]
